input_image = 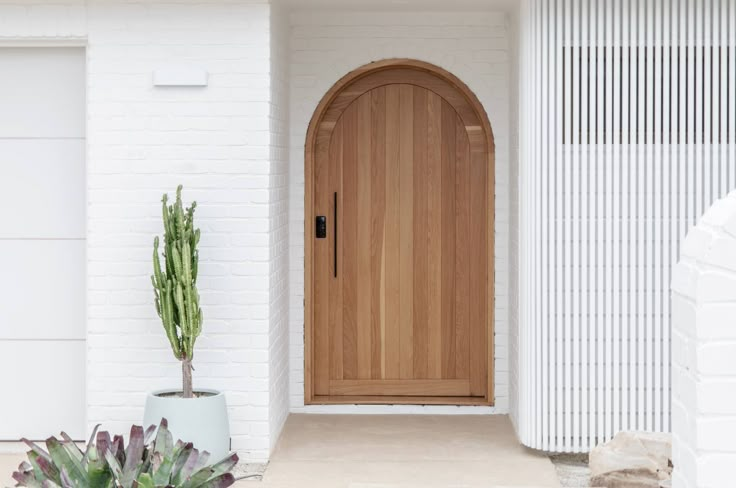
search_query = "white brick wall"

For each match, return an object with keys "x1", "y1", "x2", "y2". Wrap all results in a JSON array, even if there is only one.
[
  {"x1": 0, "y1": 0, "x2": 284, "y2": 463},
  {"x1": 287, "y1": 10, "x2": 513, "y2": 413},
  {"x1": 672, "y1": 190, "x2": 736, "y2": 488},
  {"x1": 267, "y1": 2, "x2": 290, "y2": 455},
  {"x1": 0, "y1": 0, "x2": 86, "y2": 39}
]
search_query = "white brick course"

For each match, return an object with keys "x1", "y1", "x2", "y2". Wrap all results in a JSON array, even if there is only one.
[
  {"x1": 672, "y1": 190, "x2": 736, "y2": 488},
  {"x1": 0, "y1": 0, "x2": 284, "y2": 462},
  {"x1": 267, "y1": 1, "x2": 290, "y2": 455},
  {"x1": 287, "y1": 10, "x2": 513, "y2": 414}
]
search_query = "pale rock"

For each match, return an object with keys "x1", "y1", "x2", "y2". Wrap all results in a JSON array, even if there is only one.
[{"x1": 589, "y1": 431, "x2": 673, "y2": 488}]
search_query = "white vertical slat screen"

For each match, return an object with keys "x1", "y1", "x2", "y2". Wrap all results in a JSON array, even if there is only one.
[{"x1": 518, "y1": 0, "x2": 736, "y2": 452}]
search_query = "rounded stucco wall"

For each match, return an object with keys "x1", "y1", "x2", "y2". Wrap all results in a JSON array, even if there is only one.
[{"x1": 672, "y1": 190, "x2": 736, "y2": 488}]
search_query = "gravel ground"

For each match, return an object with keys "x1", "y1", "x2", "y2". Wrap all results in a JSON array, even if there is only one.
[
  {"x1": 232, "y1": 462, "x2": 267, "y2": 482},
  {"x1": 549, "y1": 453, "x2": 591, "y2": 488}
]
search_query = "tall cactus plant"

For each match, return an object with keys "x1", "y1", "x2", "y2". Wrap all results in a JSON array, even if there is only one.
[{"x1": 152, "y1": 185, "x2": 202, "y2": 398}]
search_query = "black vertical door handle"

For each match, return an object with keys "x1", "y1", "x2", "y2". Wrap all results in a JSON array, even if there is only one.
[{"x1": 333, "y1": 192, "x2": 337, "y2": 278}]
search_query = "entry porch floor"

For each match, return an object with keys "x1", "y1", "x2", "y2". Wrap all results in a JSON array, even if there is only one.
[{"x1": 1, "y1": 414, "x2": 560, "y2": 488}]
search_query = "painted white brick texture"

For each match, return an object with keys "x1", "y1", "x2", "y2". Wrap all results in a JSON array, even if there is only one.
[
  {"x1": 267, "y1": 2, "x2": 290, "y2": 455},
  {"x1": 0, "y1": 0, "x2": 286, "y2": 462},
  {"x1": 287, "y1": 10, "x2": 513, "y2": 413},
  {"x1": 672, "y1": 190, "x2": 736, "y2": 488}
]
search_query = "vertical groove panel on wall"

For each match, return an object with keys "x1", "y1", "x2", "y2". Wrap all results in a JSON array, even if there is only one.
[{"x1": 518, "y1": 0, "x2": 736, "y2": 451}]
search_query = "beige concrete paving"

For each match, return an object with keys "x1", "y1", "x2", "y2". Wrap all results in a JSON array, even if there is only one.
[
  {"x1": 0, "y1": 453, "x2": 20, "y2": 487},
  {"x1": 253, "y1": 414, "x2": 560, "y2": 488},
  {"x1": 0, "y1": 414, "x2": 560, "y2": 488}
]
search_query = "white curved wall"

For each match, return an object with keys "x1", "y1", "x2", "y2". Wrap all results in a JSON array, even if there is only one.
[
  {"x1": 672, "y1": 191, "x2": 736, "y2": 488},
  {"x1": 517, "y1": 0, "x2": 736, "y2": 451}
]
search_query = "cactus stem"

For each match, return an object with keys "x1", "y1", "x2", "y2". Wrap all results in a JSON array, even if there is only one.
[{"x1": 182, "y1": 358, "x2": 193, "y2": 399}]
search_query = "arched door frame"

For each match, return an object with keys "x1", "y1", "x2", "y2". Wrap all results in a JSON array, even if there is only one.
[{"x1": 304, "y1": 58, "x2": 495, "y2": 405}]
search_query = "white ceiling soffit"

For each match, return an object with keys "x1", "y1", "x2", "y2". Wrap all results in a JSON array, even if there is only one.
[{"x1": 277, "y1": 0, "x2": 518, "y2": 12}]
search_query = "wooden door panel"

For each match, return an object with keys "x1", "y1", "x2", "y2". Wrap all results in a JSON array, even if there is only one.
[
  {"x1": 412, "y1": 86, "x2": 429, "y2": 380},
  {"x1": 384, "y1": 84, "x2": 402, "y2": 380},
  {"x1": 427, "y1": 91, "x2": 443, "y2": 380},
  {"x1": 440, "y1": 98, "x2": 457, "y2": 380},
  {"x1": 341, "y1": 102, "x2": 358, "y2": 382},
  {"x1": 370, "y1": 87, "x2": 386, "y2": 380},
  {"x1": 309, "y1": 62, "x2": 493, "y2": 404},
  {"x1": 398, "y1": 84, "x2": 414, "y2": 381}
]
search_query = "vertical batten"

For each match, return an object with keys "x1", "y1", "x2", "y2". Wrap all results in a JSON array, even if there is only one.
[
  {"x1": 518, "y1": 0, "x2": 735, "y2": 451},
  {"x1": 539, "y1": 0, "x2": 549, "y2": 450},
  {"x1": 580, "y1": 0, "x2": 590, "y2": 451},
  {"x1": 620, "y1": 0, "x2": 631, "y2": 436},
  {"x1": 570, "y1": 0, "x2": 581, "y2": 452},
  {"x1": 531, "y1": 0, "x2": 540, "y2": 446},
  {"x1": 604, "y1": 0, "x2": 614, "y2": 443}
]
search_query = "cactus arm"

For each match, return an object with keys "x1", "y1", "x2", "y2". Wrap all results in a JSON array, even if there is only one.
[
  {"x1": 181, "y1": 241, "x2": 192, "y2": 285},
  {"x1": 161, "y1": 195, "x2": 171, "y2": 236},
  {"x1": 185, "y1": 286, "x2": 197, "y2": 353},
  {"x1": 171, "y1": 247, "x2": 183, "y2": 283},
  {"x1": 152, "y1": 237, "x2": 165, "y2": 288},
  {"x1": 161, "y1": 279, "x2": 181, "y2": 358}
]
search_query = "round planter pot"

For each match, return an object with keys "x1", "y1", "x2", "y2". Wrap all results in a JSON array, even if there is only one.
[{"x1": 143, "y1": 389, "x2": 230, "y2": 461}]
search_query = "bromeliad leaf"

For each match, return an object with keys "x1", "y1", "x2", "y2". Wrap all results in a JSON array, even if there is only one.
[
  {"x1": 143, "y1": 423, "x2": 157, "y2": 445},
  {"x1": 58, "y1": 432, "x2": 83, "y2": 462},
  {"x1": 207, "y1": 453, "x2": 239, "y2": 480},
  {"x1": 170, "y1": 442, "x2": 194, "y2": 486},
  {"x1": 120, "y1": 425, "x2": 146, "y2": 488},
  {"x1": 191, "y1": 451, "x2": 210, "y2": 474},
  {"x1": 12, "y1": 462, "x2": 42, "y2": 488},
  {"x1": 46, "y1": 437, "x2": 86, "y2": 486},
  {"x1": 83, "y1": 425, "x2": 102, "y2": 464},
  {"x1": 111, "y1": 435, "x2": 125, "y2": 467},
  {"x1": 95, "y1": 430, "x2": 111, "y2": 460},
  {"x1": 21, "y1": 438, "x2": 53, "y2": 464},
  {"x1": 176, "y1": 447, "x2": 202, "y2": 484},
  {"x1": 13, "y1": 418, "x2": 238, "y2": 488},
  {"x1": 151, "y1": 438, "x2": 184, "y2": 486},
  {"x1": 197, "y1": 473, "x2": 236, "y2": 488},
  {"x1": 59, "y1": 466, "x2": 75, "y2": 488},
  {"x1": 104, "y1": 448, "x2": 124, "y2": 482},
  {"x1": 28, "y1": 451, "x2": 61, "y2": 485},
  {"x1": 132, "y1": 472, "x2": 156, "y2": 488}
]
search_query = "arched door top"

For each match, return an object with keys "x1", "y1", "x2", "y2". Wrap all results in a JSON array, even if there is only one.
[{"x1": 307, "y1": 59, "x2": 494, "y2": 159}]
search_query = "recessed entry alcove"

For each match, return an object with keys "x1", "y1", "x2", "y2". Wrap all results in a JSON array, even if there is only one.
[{"x1": 303, "y1": 59, "x2": 496, "y2": 406}]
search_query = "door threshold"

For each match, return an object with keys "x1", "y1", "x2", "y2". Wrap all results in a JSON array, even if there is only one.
[{"x1": 309, "y1": 395, "x2": 492, "y2": 406}]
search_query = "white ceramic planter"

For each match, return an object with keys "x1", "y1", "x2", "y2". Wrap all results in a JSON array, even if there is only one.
[{"x1": 143, "y1": 389, "x2": 230, "y2": 461}]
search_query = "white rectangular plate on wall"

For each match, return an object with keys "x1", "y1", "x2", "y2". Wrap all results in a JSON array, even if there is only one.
[{"x1": 153, "y1": 65, "x2": 208, "y2": 87}]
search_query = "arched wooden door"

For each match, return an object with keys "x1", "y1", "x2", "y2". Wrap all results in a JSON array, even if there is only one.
[{"x1": 305, "y1": 60, "x2": 494, "y2": 405}]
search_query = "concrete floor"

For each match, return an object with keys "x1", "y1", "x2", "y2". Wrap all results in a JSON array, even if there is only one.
[{"x1": 1, "y1": 414, "x2": 560, "y2": 488}]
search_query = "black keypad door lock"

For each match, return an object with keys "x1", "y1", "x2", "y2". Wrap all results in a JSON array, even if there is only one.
[{"x1": 315, "y1": 216, "x2": 327, "y2": 238}]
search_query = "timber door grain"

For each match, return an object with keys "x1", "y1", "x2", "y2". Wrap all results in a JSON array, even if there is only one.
[{"x1": 305, "y1": 60, "x2": 494, "y2": 405}]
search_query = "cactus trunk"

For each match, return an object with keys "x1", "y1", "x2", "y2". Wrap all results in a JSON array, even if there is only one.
[
  {"x1": 182, "y1": 358, "x2": 193, "y2": 399},
  {"x1": 152, "y1": 185, "x2": 202, "y2": 398}
]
